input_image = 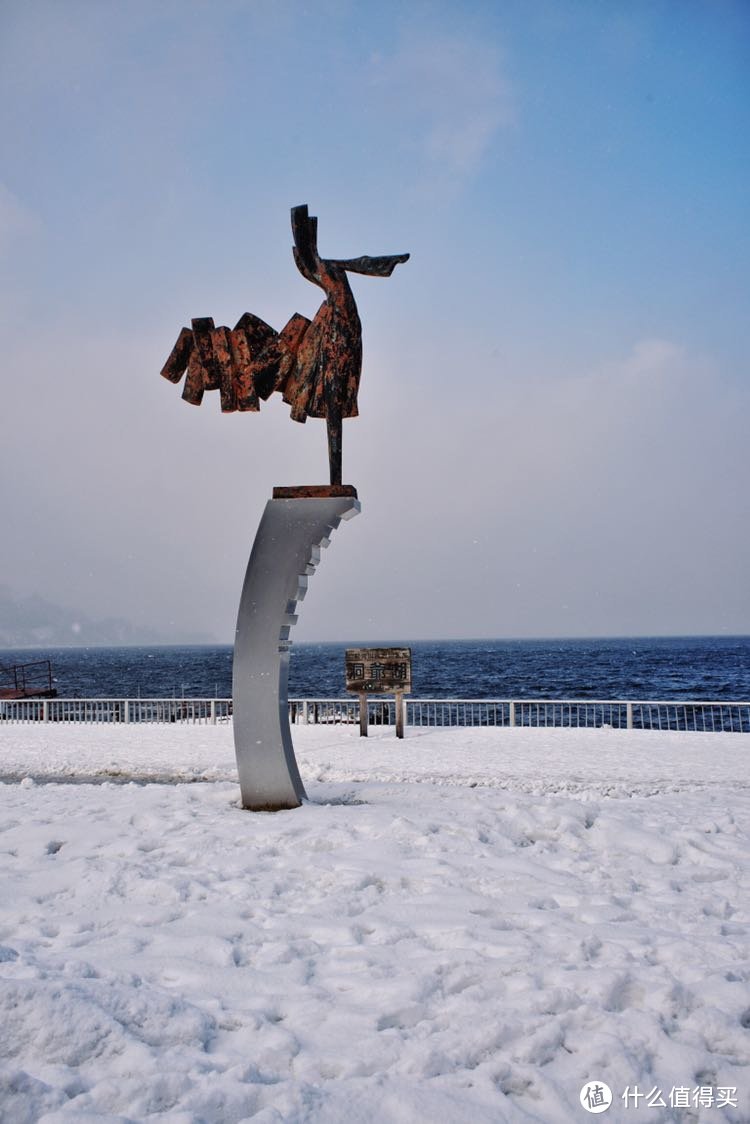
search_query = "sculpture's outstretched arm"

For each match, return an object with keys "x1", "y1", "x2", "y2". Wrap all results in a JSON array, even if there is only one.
[
  {"x1": 292, "y1": 205, "x2": 409, "y2": 284},
  {"x1": 328, "y1": 254, "x2": 409, "y2": 277}
]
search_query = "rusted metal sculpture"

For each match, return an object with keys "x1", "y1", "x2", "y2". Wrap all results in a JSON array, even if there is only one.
[{"x1": 161, "y1": 204, "x2": 409, "y2": 485}]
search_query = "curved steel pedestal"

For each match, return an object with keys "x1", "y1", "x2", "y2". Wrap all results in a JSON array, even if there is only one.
[{"x1": 232, "y1": 494, "x2": 360, "y2": 810}]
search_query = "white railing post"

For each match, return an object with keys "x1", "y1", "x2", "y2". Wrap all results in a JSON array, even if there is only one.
[
  {"x1": 43, "y1": 700, "x2": 49, "y2": 723},
  {"x1": 509, "y1": 701, "x2": 516, "y2": 727},
  {"x1": 626, "y1": 702, "x2": 633, "y2": 730},
  {"x1": 211, "y1": 700, "x2": 216, "y2": 725}
]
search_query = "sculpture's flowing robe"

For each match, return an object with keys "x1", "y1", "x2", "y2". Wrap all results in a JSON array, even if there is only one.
[{"x1": 160, "y1": 268, "x2": 362, "y2": 424}]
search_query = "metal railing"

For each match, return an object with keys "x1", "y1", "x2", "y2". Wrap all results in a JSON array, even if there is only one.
[
  {"x1": 0, "y1": 658, "x2": 56, "y2": 698},
  {"x1": 1, "y1": 697, "x2": 748, "y2": 732},
  {"x1": 291, "y1": 698, "x2": 750, "y2": 733},
  {"x1": 403, "y1": 698, "x2": 750, "y2": 733},
  {"x1": 0, "y1": 698, "x2": 233, "y2": 724}
]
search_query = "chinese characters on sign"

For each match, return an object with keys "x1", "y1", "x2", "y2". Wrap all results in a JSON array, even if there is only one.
[{"x1": 345, "y1": 648, "x2": 412, "y2": 694}]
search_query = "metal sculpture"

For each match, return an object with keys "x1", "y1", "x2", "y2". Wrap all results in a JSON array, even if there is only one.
[
  {"x1": 161, "y1": 204, "x2": 409, "y2": 485},
  {"x1": 160, "y1": 205, "x2": 408, "y2": 810}
]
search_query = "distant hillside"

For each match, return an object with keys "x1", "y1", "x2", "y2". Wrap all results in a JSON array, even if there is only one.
[{"x1": 0, "y1": 586, "x2": 213, "y2": 647}]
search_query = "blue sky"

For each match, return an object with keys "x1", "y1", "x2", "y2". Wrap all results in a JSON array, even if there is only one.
[{"x1": 1, "y1": 0, "x2": 748, "y2": 641}]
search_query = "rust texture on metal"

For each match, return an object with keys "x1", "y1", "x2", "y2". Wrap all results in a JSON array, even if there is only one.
[
  {"x1": 345, "y1": 647, "x2": 412, "y2": 695},
  {"x1": 272, "y1": 485, "x2": 358, "y2": 499},
  {"x1": 160, "y1": 204, "x2": 409, "y2": 485}
]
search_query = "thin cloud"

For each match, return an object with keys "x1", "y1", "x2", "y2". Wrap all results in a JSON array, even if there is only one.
[
  {"x1": 369, "y1": 33, "x2": 515, "y2": 185},
  {"x1": 614, "y1": 338, "x2": 685, "y2": 380}
]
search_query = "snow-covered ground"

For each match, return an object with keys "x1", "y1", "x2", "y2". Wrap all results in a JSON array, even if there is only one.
[{"x1": 1, "y1": 724, "x2": 749, "y2": 1122}]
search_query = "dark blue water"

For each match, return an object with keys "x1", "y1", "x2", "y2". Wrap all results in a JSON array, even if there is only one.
[{"x1": 1, "y1": 637, "x2": 749, "y2": 700}]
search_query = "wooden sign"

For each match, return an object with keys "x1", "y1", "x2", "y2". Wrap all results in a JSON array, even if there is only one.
[
  {"x1": 345, "y1": 647, "x2": 412, "y2": 694},
  {"x1": 345, "y1": 648, "x2": 411, "y2": 738}
]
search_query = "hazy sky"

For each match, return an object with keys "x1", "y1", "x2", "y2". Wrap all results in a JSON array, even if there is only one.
[{"x1": 1, "y1": 0, "x2": 748, "y2": 642}]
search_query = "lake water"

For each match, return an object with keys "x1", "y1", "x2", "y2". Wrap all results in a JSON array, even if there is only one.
[{"x1": 1, "y1": 637, "x2": 749, "y2": 700}]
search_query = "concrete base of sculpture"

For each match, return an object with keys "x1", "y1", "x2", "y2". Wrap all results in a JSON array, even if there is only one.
[{"x1": 232, "y1": 492, "x2": 360, "y2": 810}]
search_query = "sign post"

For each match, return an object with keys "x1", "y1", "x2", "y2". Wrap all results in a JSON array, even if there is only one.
[
  {"x1": 395, "y1": 689, "x2": 405, "y2": 739},
  {"x1": 345, "y1": 647, "x2": 412, "y2": 739}
]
